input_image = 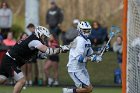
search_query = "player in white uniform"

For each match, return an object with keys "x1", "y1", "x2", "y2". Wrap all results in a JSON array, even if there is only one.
[{"x1": 63, "y1": 21, "x2": 102, "y2": 93}]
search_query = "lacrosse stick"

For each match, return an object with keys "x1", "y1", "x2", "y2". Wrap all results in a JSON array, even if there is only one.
[{"x1": 99, "y1": 26, "x2": 121, "y2": 56}]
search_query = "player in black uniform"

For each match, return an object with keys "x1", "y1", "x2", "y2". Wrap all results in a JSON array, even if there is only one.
[{"x1": 0, "y1": 26, "x2": 68, "y2": 93}]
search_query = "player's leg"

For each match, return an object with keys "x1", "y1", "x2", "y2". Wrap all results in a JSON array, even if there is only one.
[
  {"x1": 52, "y1": 55, "x2": 59, "y2": 86},
  {"x1": 44, "y1": 59, "x2": 53, "y2": 85},
  {"x1": 21, "y1": 63, "x2": 27, "y2": 85},
  {"x1": 33, "y1": 62, "x2": 38, "y2": 85},
  {"x1": 12, "y1": 66, "x2": 26, "y2": 93},
  {"x1": 76, "y1": 70, "x2": 93, "y2": 93},
  {"x1": 27, "y1": 63, "x2": 32, "y2": 86},
  {"x1": 11, "y1": 59, "x2": 25, "y2": 93},
  {"x1": 63, "y1": 70, "x2": 92, "y2": 93},
  {"x1": 0, "y1": 55, "x2": 26, "y2": 93},
  {"x1": 52, "y1": 61, "x2": 59, "y2": 85},
  {"x1": 13, "y1": 76, "x2": 26, "y2": 93},
  {"x1": 75, "y1": 84, "x2": 93, "y2": 93}
]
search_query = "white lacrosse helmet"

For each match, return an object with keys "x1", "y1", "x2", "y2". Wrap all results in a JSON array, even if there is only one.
[
  {"x1": 35, "y1": 26, "x2": 51, "y2": 44},
  {"x1": 35, "y1": 26, "x2": 51, "y2": 38},
  {"x1": 77, "y1": 21, "x2": 91, "y2": 38}
]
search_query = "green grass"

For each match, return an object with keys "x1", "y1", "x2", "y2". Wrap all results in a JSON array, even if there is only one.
[{"x1": 0, "y1": 86, "x2": 121, "y2": 93}]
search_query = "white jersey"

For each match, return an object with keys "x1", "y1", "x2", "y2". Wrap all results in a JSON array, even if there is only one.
[{"x1": 67, "y1": 36, "x2": 93, "y2": 72}]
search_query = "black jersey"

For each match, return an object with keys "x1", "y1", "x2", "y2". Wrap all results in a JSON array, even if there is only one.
[{"x1": 8, "y1": 34, "x2": 42, "y2": 66}]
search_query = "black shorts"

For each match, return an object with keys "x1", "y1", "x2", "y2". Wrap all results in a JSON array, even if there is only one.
[
  {"x1": 0, "y1": 55, "x2": 23, "y2": 80},
  {"x1": 48, "y1": 55, "x2": 59, "y2": 62}
]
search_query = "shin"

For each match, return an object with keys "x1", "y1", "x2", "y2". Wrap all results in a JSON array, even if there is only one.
[{"x1": 13, "y1": 77, "x2": 26, "y2": 93}]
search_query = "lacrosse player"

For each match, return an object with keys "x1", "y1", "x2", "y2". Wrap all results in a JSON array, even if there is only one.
[
  {"x1": 0, "y1": 26, "x2": 67, "y2": 93},
  {"x1": 62, "y1": 21, "x2": 102, "y2": 93}
]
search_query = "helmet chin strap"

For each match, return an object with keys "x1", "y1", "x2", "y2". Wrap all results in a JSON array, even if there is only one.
[{"x1": 80, "y1": 33, "x2": 89, "y2": 40}]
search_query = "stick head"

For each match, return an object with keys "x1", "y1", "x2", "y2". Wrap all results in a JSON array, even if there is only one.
[{"x1": 110, "y1": 26, "x2": 121, "y2": 37}]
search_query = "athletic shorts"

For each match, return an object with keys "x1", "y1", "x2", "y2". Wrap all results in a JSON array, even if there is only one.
[
  {"x1": 48, "y1": 55, "x2": 59, "y2": 62},
  {"x1": 0, "y1": 55, "x2": 24, "y2": 81},
  {"x1": 68, "y1": 69, "x2": 90, "y2": 88}
]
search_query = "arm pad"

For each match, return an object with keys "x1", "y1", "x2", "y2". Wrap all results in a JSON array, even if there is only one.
[{"x1": 45, "y1": 48, "x2": 61, "y2": 55}]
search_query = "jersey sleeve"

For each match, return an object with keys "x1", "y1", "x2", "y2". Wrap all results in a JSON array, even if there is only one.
[{"x1": 28, "y1": 40, "x2": 43, "y2": 49}]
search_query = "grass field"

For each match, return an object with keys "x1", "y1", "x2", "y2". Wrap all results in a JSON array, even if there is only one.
[{"x1": 0, "y1": 86, "x2": 121, "y2": 93}]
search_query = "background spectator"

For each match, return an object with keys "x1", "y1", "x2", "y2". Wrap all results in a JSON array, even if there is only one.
[
  {"x1": 63, "y1": 19, "x2": 79, "y2": 45},
  {"x1": 18, "y1": 33, "x2": 32, "y2": 86},
  {"x1": 45, "y1": 1, "x2": 63, "y2": 86},
  {"x1": 0, "y1": 2, "x2": 12, "y2": 39},
  {"x1": 27, "y1": 23, "x2": 35, "y2": 34},
  {"x1": 113, "y1": 35, "x2": 122, "y2": 70},
  {"x1": 3, "y1": 31, "x2": 16, "y2": 85},
  {"x1": 89, "y1": 21, "x2": 108, "y2": 46},
  {"x1": 46, "y1": 1, "x2": 64, "y2": 40},
  {"x1": 44, "y1": 35, "x2": 60, "y2": 86},
  {"x1": 18, "y1": 32, "x2": 28, "y2": 43},
  {"x1": 26, "y1": 23, "x2": 39, "y2": 86},
  {"x1": 3, "y1": 31, "x2": 16, "y2": 47}
]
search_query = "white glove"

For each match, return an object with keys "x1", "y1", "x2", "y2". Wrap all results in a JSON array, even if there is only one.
[
  {"x1": 91, "y1": 55, "x2": 102, "y2": 63},
  {"x1": 60, "y1": 45, "x2": 70, "y2": 52},
  {"x1": 96, "y1": 55, "x2": 102, "y2": 62}
]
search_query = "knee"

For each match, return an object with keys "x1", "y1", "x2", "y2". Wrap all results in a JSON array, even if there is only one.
[
  {"x1": 18, "y1": 78, "x2": 26, "y2": 86},
  {"x1": 0, "y1": 76, "x2": 7, "y2": 84},
  {"x1": 0, "y1": 79, "x2": 6, "y2": 84},
  {"x1": 44, "y1": 65, "x2": 49, "y2": 72}
]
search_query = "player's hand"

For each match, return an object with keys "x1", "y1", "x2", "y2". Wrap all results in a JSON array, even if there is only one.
[
  {"x1": 90, "y1": 54, "x2": 97, "y2": 62},
  {"x1": 60, "y1": 45, "x2": 70, "y2": 53},
  {"x1": 91, "y1": 55, "x2": 102, "y2": 63},
  {"x1": 96, "y1": 55, "x2": 102, "y2": 62},
  {"x1": 38, "y1": 51, "x2": 47, "y2": 59}
]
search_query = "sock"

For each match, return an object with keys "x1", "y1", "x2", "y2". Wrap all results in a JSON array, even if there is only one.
[
  {"x1": 48, "y1": 77, "x2": 53, "y2": 85},
  {"x1": 29, "y1": 80, "x2": 32, "y2": 85}
]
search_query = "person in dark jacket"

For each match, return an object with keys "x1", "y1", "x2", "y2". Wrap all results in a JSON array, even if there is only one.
[
  {"x1": 46, "y1": 1, "x2": 64, "y2": 40},
  {"x1": 89, "y1": 21, "x2": 108, "y2": 46}
]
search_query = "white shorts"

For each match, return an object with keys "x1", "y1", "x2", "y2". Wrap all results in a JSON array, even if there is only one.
[
  {"x1": 68, "y1": 69, "x2": 90, "y2": 88},
  {"x1": 0, "y1": 71, "x2": 24, "y2": 81}
]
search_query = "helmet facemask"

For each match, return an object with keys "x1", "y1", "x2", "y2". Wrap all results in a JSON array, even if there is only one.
[
  {"x1": 81, "y1": 29, "x2": 91, "y2": 37},
  {"x1": 77, "y1": 21, "x2": 92, "y2": 39},
  {"x1": 40, "y1": 34, "x2": 48, "y2": 45}
]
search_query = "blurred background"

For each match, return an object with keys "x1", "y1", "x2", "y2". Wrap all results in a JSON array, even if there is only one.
[{"x1": 0, "y1": 0, "x2": 123, "y2": 93}]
